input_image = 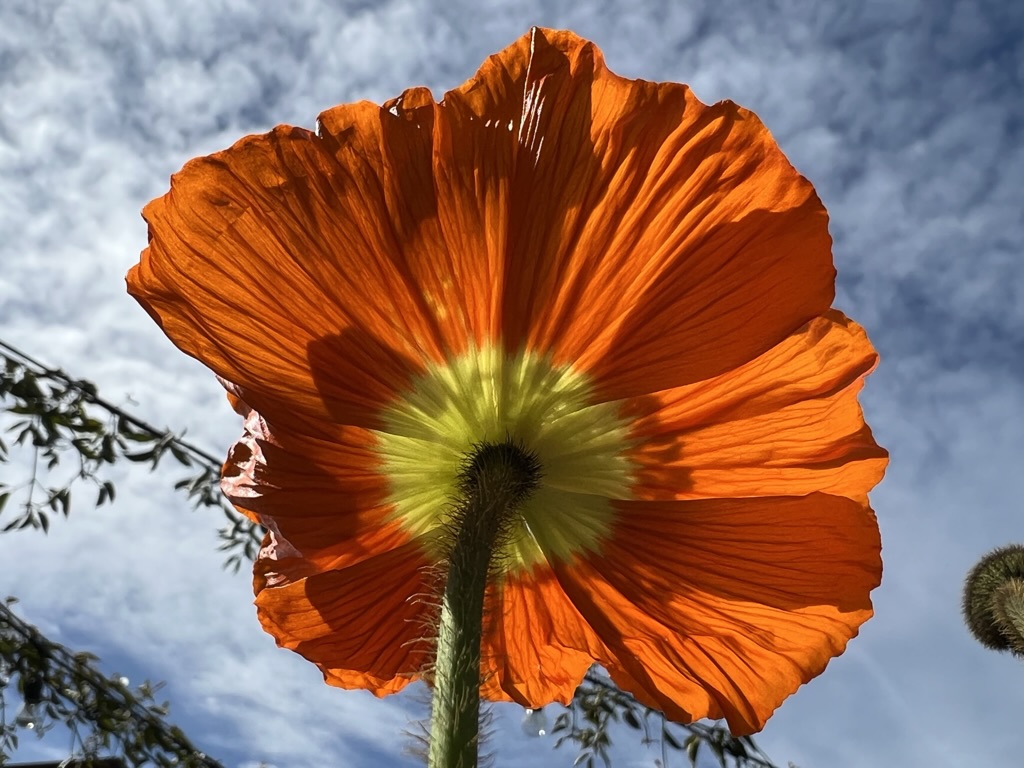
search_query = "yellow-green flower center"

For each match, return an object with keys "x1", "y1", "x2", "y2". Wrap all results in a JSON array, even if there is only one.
[{"x1": 374, "y1": 345, "x2": 634, "y2": 572}]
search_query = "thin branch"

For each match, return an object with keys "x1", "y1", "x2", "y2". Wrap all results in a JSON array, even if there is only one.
[
  {"x1": 0, "y1": 338, "x2": 262, "y2": 569},
  {"x1": 0, "y1": 339, "x2": 221, "y2": 467},
  {"x1": 0, "y1": 599, "x2": 223, "y2": 766}
]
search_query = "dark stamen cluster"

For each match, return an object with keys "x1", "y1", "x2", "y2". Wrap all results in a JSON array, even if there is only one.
[{"x1": 456, "y1": 438, "x2": 543, "y2": 511}]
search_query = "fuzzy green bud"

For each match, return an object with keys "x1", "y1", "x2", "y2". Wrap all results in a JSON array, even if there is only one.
[{"x1": 963, "y1": 544, "x2": 1024, "y2": 657}]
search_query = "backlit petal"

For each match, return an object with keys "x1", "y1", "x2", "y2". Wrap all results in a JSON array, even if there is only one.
[
  {"x1": 130, "y1": 84, "x2": 520, "y2": 431},
  {"x1": 626, "y1": 312, "x2": 888, "y2": 502},
  {"x1": 554, "y1": 494, "x2": 881, "y2": 734},
  {"x1": 255, "y1": 541, "x2": 434, "y2": 696},
  {"x1": 497, "y1": 29, "x2": 834, "y2": 397},
  {"x1": 130, "y1": 131, "x2": 427, "y2": 430},
  {"x1": 221, "y1": 408, "x2": 410, "y2": 572},
  {"x1": 479, "y1": 564, "x2": 608, "y2": 705}
]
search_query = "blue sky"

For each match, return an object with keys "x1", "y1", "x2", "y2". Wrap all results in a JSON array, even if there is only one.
[{"x1": 1, "y1": 0, "x2": 1023, "y2": 766}]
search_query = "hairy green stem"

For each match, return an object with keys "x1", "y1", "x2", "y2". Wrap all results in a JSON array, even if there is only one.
[{"x1": 427, "y1": 442, "x2": 539, "y2": 768}]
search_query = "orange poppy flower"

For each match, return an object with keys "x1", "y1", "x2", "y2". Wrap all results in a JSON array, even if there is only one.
[{"x1": 127, "y1": 27, "x2": 887, "y2": 734}]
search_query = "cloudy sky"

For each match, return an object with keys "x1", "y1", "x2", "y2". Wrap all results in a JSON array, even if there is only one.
[{"x1": 1, "y1": 0, "x2": 1022, "y2": 766}]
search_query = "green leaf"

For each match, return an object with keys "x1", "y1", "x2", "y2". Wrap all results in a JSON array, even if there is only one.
[
  {"x1": 169, "y1": 443, "x2": 193, "y2": 467},
  {"x1": 100, "y1": 434, "x2": 117, "y2": 462},
  {"x1": 96, "y1": 480, "x2": 116, "y2": 506},
  {"x1": 120, "y1": 425, "x2": 156, "y2": 442},
  {"x1": 686, "y1": 734, "x2": 701, "y2": 765},
  {"x1": 81, "y1": 416, "x2": 104, "y2": 433}
]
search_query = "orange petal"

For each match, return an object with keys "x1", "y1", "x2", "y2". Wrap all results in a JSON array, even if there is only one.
[
  {"x1": 133, "y1": 41, "x2": 571, "y2": 434},
  {"x1": 478, "y1": 564, "x2": 608, "y2": 706},
  {"x1": 314, "y1": 85, "x2": 515, "y2": 352},
  {"x1": 489, "y1": 28, "x2": 834, "y2": 396},
  {"x1": 221, "y1": 408, "x2": 408, "y2": 572},
  {"x1": 626, "y1": 311, "x2": 888, "y2": 502},
  {"x1": 128, "y1": 126, "x2": 429, "y2": 431},
  {"x1": 129, "y1": 85, "x2": 519, "y2": 431},
  {"x1": 255, "y1": 540, "x2": 435, "y2": 696},
  {"x1": 553, "y1": 494, "x2": 881, "y2": 734}
]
